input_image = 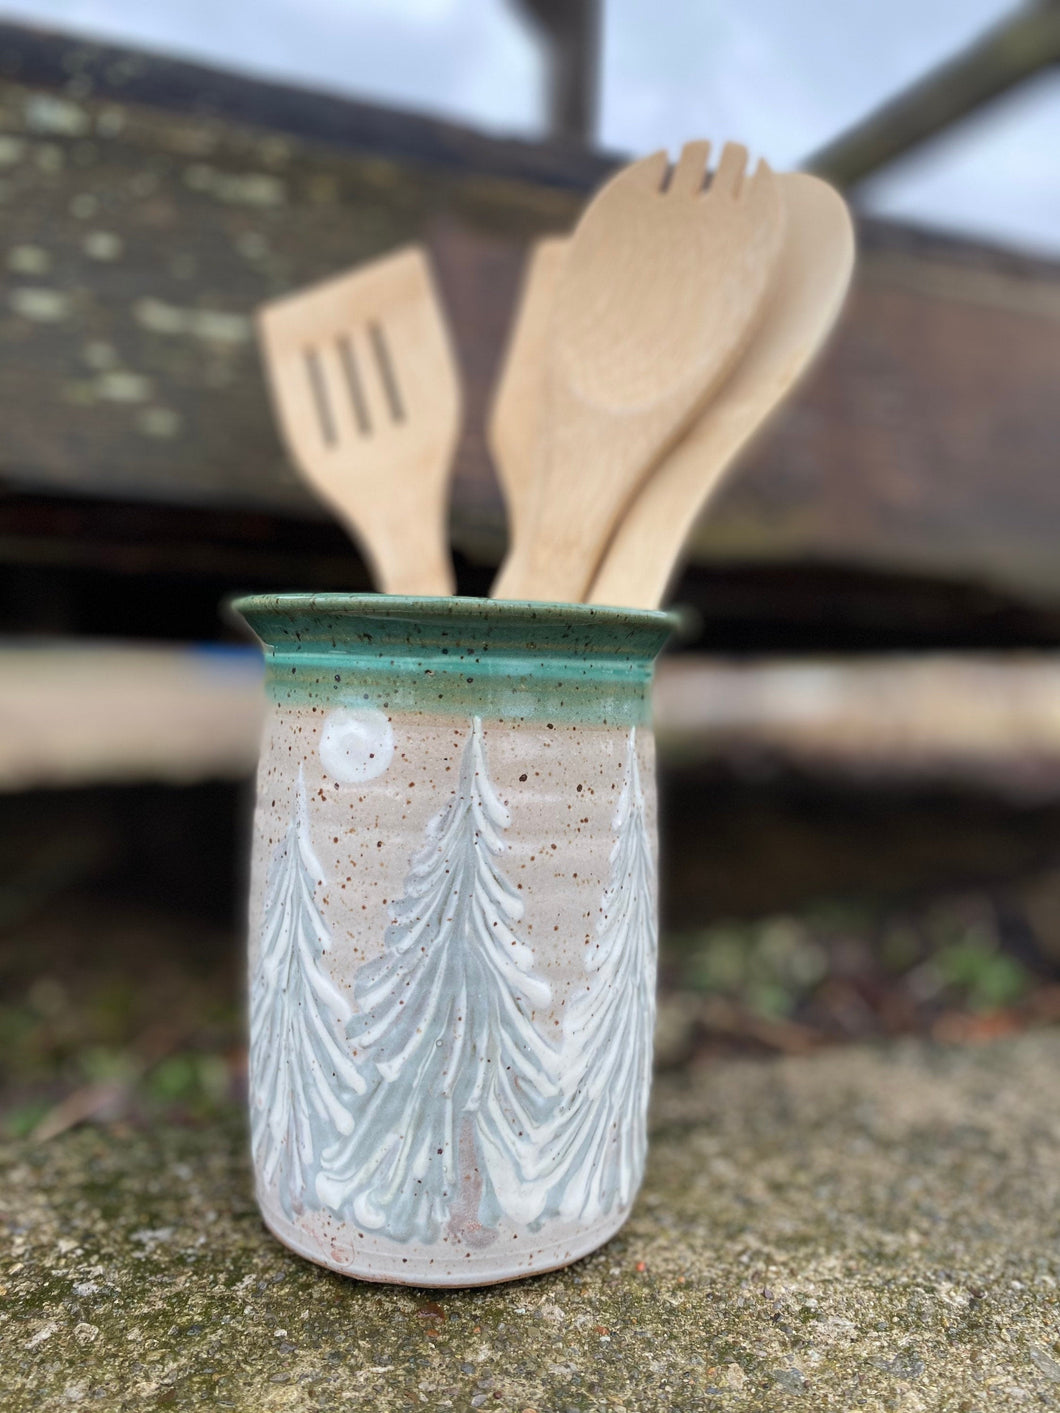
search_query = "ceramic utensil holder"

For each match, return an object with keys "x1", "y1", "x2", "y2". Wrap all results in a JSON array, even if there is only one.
[{"x1": 232, "y1": 594, "x2": 675, "y2": 1286}]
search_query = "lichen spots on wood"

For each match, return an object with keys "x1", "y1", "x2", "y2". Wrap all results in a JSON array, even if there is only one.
[
  {"x1": 9, "y1": 287, "x2": 71, "y2": 322},
  {"x1": 132, "y1": 299, "x2": 252, "y2": 344},
  {"x1": 0, "y1": 43, "x2": 586, "y2": 525},
  {"x1": 182, "y1": 163, "x2": 286, "y2": 208}
]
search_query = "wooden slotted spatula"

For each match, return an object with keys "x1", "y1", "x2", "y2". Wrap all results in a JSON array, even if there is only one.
[
  {"x1": 491, "y1": 141, "x2": 784, "y2": 603},
  {"x1": 257, "y1": 245, "x2": 461, "y2": 596},
  {"x1": 590, "y1": 172, "x2": 855, "y2": 608}
]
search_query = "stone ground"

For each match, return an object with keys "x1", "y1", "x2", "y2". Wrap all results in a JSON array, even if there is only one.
[{"x1": 2, "y1": 1031, "x2": 1059, "y2": 1413}]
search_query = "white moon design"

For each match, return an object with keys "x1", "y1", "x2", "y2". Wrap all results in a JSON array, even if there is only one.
[{"x1": 319, "y1": 708, "x2": 395, "y2": 783}]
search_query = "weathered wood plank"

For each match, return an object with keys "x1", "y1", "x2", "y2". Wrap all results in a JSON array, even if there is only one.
[
  {"x1": 656, "y1": 653, "x2": 1060, "y2": 801},
  {"x1": 696, "y1": 227, "x2": 1060, "y2": 608},
  {"x1": 0, "y1": 29, "x2": 586, "y2": 538},
  {"x1": 0, "y1": 22, "x2": 614, "y2": 188},
  {"x1": 9, "y1": 644, "x2": 1060, "y2": 796},
  {"x1": 1, "y1": 22, "x2": 1059, "y2": 613}
]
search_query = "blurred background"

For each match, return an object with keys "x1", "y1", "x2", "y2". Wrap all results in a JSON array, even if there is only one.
[{"x1": 1, "y1": 0, "x2": 1059, "y2": 1139}]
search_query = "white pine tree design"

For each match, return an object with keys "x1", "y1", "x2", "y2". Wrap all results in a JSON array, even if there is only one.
[
  {"x1": 546, "y1": 727, "x2": 657, "y2": 1222},
  {"x1": 317, "y1": 717, "x2": 561, "y2": 1245},
  {"x1": 250, "y1": 766, "x2": 366, "y2": 1219}
]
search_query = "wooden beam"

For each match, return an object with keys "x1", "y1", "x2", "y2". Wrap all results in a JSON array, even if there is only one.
[
  {"x1": 656, "y1": 653, "x2": 1060, "y2": 801},
  {"x1": 807, "y1": 2, "x2": 1060, "y2": 188},
  {"x1": 515, "y1": 0, "x2": 601, "y2": 143},
  {"x1": 8, "y1": 644, "x2": 1060, "y2": 799}
]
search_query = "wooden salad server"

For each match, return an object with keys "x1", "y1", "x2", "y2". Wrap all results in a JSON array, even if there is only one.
[
  {"x1": 257, "y1": 245, "x2": 461, "y2": 596},
  {"x1": 490, "y1": 141, "x2": 784, "y2": 603},
  {"x1": 487, "y1": 236, "x2": 568, "y2": 579},
  {"x1": 590, "y1": 172, "x2": 855, "y2": 608}
]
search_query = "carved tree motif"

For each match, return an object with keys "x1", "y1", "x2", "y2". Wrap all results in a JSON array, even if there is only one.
[
  {"x1": 547, "y1": 728, "x2": 657, "y2": 1221},
  {"x1": 250, "y1": 766, "x2": 365, "y2": 1218},
  {"x1": 318, "y1": 717, "x2": 561, "y2": 1243}
]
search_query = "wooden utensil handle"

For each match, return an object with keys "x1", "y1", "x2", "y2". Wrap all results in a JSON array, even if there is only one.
[
  {"x1": 339, "y1": 499, "x2": 455, "y2": 598},
  {"x1": 494, "y1": 390, "x2": 689, "y2": 603}
]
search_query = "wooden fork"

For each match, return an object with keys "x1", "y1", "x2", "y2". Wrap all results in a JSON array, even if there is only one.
[
  {"x1": 491, "y1": 142, "x2": 784, "y2": 603},
  {"x1": 257, "y1": 245, "x2": 461, "y2": 596}
]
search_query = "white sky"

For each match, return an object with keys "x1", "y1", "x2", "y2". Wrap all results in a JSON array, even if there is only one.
[{"x1": 2, "y1": 0, "x2": 1057, "y2": 256}]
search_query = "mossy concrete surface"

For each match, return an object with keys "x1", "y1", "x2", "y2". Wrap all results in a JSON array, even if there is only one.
[{"x1": 2, "y1": 1032, "x2": 1059, "y2": 1412}]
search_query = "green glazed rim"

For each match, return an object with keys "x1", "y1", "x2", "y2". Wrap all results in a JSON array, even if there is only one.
[{"x1": 230, "y1": 593, "x2": 679, "y2": 726}]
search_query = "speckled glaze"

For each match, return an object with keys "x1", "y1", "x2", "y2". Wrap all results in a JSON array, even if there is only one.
[{"x1": 232, "y1": 594, "x2": 676, "y2": 1287}]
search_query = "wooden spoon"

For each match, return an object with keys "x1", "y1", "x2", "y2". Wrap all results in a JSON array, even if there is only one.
[
  {"x1": 257, "y1": 245, "x2": 461, "y2": 596},
  {"x1": 487, "y1": 236, "x2": 568, "y2": 575},
  {"x1": 491, "y1": 141, "x2": 784, "y2": 603},
  {"x1": 589, "y1": 172, "x2": 854, "y2": 608}
]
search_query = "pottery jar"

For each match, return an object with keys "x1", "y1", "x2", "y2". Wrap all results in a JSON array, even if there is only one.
[{"x1": 231, "y1": 593, "x2": 676, "y2": 1286}]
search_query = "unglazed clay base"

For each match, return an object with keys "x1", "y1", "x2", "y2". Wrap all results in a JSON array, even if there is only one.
[{"x1": 259, "y1": 1188, "x2": 634, "y2": 1287}]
